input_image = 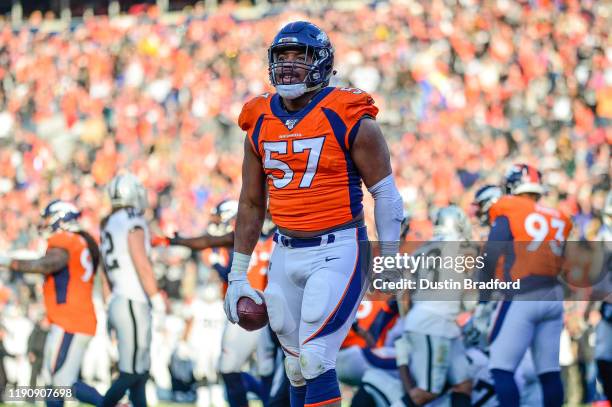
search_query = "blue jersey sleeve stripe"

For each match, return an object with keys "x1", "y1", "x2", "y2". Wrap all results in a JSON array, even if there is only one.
[
  {"x1": 250, "y1": 114, "x2": 265, "y2": 157},
  {"x1": 53, "y1": 266, "x2": 70, "y2": 304},
  {"x1": 322, "y1": 108, "x2": 363, "y2": 218}
]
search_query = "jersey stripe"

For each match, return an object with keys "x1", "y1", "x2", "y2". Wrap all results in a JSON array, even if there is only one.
[
  {"x1": 346, "y1": 118, "x2": 363, "y2": 149},
  {"x1": 53, "y1": 266, "x2": 70, "y2": 304},
  {"x1": 250, "y1": 114, "x2": 265, "y2": 157},
  {"x1": 53, "y1": 332, "x2": 74, "y2": 374},
  {"x1": 303, "y1": 229, "x2": 363, "y2": 344},
  {"x1": 322, "y1": 108, "x2": 363, "y2": 217}
]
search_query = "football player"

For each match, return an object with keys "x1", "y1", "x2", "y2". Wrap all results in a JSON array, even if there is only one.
[
  {"x1": 0, "y1": 200, "x2": 102, "y2": 407},
  {"x1": 98, "y1": 173, "x2": 165, "y2": 407},
  {"x1": 476, "y1": 164, "x2": 572, "y2": 407},
  {"x1": 352, "y1": 312, "x2": 543, "y2": 407},
  {"x1": 226, "y1": 21, "x2": 403, "y2": 407},
  {"x1": 160, "y1": 201, "x2": 278, "y2": 407},
  {"x1": 395, "y1": 206, "x2": 473, "y2": 406}
]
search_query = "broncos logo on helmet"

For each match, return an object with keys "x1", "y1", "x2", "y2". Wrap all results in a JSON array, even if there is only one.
[
  {"x1": 504, "y1": 163, "x2": 545, "y2": 196},
  {"x1": 207, "y1": 199, "x2": 239, "y2": 236},
  {"x1": 40, "y1": 200, "x2": 81, "y2": 234},
  {"x1": 268, "y1": 21, "x2": 335, "y2": 99},
  {"x1": 472, "y1": 185, "x2": 503, "y2": 226}
]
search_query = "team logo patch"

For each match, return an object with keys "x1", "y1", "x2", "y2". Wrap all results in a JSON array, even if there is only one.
[
  {"x1": 316, "y1": 31, "x2": 328, "y2": 44},
  {"x1": 285, "y1": 119, "x2": 298, "y2": 130}
]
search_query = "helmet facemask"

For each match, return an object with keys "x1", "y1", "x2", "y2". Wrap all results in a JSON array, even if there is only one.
[{"x1": 268, "y1": 44, "x2": 333, "y2": 100}]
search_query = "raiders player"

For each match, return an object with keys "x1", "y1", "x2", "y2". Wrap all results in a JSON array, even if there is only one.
[
  {"x1": 396, "y1": 206, "x2": 473, "y2": 406},
  {"x1": 99, "y1": 173, "x2": 166, "y2": 407}
]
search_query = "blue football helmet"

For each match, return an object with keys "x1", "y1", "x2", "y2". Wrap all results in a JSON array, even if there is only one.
[
  {"x1": 268, "y1": 21, "x2": 335, "y2": 99},
  {"x1": 40, "y1": 200, "x2": 81, "y2": 234},
  {"x1": 472, "y1": 185, "x2": 503, "y2": 226},
  {"x1": 504, "y1": 163, "x2": 544, "y2": 196}
]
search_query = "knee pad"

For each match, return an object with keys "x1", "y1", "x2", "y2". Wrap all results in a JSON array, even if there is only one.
[
  {"x1": 299, "y1": 349, "x2": 327, "y2": 380},
  {"x1": 264, "y1": 284, "x2": 296, "y2": 336},
  {"x1": 301, "y1": 273, "x2": 330, "y2": 324},
  {"x1": 284, "y1": 356, "x2": 305, "y2": 387}
]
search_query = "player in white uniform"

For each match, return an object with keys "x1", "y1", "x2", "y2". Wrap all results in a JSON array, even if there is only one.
[
  {"x1": 395, "y1": 206, "x2": 473, "y2": 406},
  {"x1": 352, "y1": 317, "x2": 543, "y2": 407},
  {"x1": 98, "y1": 173, "x2": 166, "y2": 407}
]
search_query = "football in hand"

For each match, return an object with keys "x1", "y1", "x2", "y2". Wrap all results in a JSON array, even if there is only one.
[{"x1": 237, "y1": 295, "x2": 268, "y2": 331}]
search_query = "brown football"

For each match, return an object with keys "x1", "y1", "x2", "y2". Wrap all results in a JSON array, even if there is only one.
[{"x1": 237, "y1": 295, "x2": 268, "y2": 331}]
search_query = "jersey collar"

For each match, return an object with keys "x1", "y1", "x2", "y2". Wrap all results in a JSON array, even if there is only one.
[{"x1": 270, "y1": 86, "x2": 334, "y2": 130}]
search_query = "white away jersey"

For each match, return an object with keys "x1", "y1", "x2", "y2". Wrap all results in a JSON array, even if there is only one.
[
  {"x1": 101, "y1": 208, "x2": 151, "y2": 303},
  {"x1": 404, "y1": 237, "x2": 468, "y2": 338}
]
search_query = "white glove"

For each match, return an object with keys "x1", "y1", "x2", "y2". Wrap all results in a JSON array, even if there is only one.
[
  {"x1": 224, "y1": 253, "x2": 262, "y2": 324},
  {"x1": 0, "y1": 254, "x2": 11, "y2": 269},
  {"x1": 150, "y1": 292, "x2": 167, "y2": 314}
]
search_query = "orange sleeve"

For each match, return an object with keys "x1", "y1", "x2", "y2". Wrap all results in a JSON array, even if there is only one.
[
  {"x1": 338, "y1": 90, "x2": 379, "y2": 149},
  {"x1": 238, "y1": 95, "x2": 269, "y2": 157}
]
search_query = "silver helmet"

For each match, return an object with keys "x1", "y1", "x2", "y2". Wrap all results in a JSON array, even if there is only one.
[
  {"x1": 107, "y1": 173, "x2": 148, "y2": 213},
  {"x1": 433, "y1": 205, "x2": 472, "y2": 240}
]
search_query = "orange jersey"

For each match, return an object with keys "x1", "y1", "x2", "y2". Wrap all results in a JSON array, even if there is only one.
[
  {"x1": 341, "y1": 300, "x2": 398, "y2": 349},
  {"x1": 247, "y1": 235, "x2": 274, "y2": 291},
  {"x1": 239, "y1": 87, "x2": 379, "y2": 231},
  {"x1": 489, "y1": 195, "x2": 572, "y2": 280},
  {"x1": 43, "y1": 231, "x2": 97, "y2": 335}
]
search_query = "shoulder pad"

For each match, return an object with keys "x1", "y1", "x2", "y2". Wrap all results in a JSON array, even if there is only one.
[{"x1": 238, "y1": 93, "x2": 271, "y2": 131}]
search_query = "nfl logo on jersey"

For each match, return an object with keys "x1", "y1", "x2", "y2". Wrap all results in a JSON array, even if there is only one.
[{"x1": 285, "y1": 119, "x2": 298, "y2": 130}]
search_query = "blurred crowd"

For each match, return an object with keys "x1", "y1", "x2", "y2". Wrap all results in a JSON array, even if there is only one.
[{"x1": 0, "y1": 0, "x2": 609, "y2": 403}]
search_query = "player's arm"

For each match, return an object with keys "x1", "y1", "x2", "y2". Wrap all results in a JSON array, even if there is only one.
[
  {"x1": 224, "y1": 137, "x2": 266, "y2": 323},
  {"x1": 395, "y1": 334, "x2": 417, "y2": 405},
  {"x1": 169, "y1": 232, "x2": 234, "y2": 250},
  {"x1": 234, "y1": 137, "x2": 267, "y2": 255},
  {"x1": 351, "y1": 118, "x2": 403, "y2": 255},
  {"x1": 128, "y1": 227, "x2": 165, "y2": 311},
  {"x1": 6, "y1": 248, "x2": 69, "y2": 275}
]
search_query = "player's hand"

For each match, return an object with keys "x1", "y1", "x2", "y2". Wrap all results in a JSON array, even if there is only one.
[
  {"x1": 0, "y1": 253, "x2": 11, "y2": 269},
  {"x1": 150, "y1": 292, "x2": 167, "y2": 314},
  {"x1": 224, "y1": 272, "x2": 263, "y2": 324}
]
